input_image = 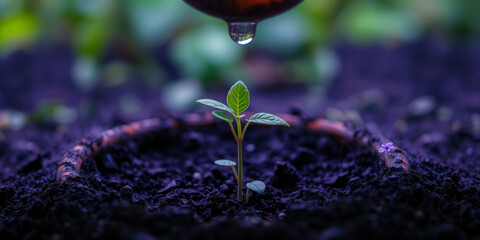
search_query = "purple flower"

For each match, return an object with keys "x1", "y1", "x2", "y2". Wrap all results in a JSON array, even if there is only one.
[{"x1": 378, "y1": 142, "x2": 394, "y2": 153}]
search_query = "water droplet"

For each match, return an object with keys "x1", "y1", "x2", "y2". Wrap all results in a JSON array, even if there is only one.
[{"x1": 227, "y1": 22, "x2": 257, "y2": 45}]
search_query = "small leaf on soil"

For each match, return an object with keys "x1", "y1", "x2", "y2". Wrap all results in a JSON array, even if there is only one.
[
  {"x1": 227, "y1": 81, "x2": 250, "y2": 116},
  {"x1": 212, "y1": 111, "x2": 233, "y2": 123},
  {"x1": 196, "y1": 99, "x2": 234, "y2": 114},
  {"x1": 246, "y1": 180, "x2": 266, "y2": 194},
  {"x1": 214, "y1": 159, "x2": 237, "y2": 167},
  {"x1": 247, "y1": 113, "x2": 290, "y2": 127}
]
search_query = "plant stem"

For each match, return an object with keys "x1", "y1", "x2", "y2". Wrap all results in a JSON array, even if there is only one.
[
  {"x1": 387, "y1": 152, "x2": 391, "y2": 168},
  {"x1": 231, "y1": 166, "x2": 239, "y2": 183},
  {"x1": 241, "y1": 122, "x2": 250, "y2": 138},
  {"x1": 236, "y1": 118, "x2": 242, "y2": 140},
  {"x1": 237, "y1": 140, "x2": 243, "y2": 201},
  {"x1": 246, "y1": 188, "x2": 250, "y2": 203},
  {"x1": 236, "y1": 118, "x2": 243, "y2": 202},
  {"x1": 228, "y1": 122, "x2": 238, "y2": 141}
]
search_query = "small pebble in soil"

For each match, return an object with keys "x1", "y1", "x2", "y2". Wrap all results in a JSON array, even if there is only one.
[
  {"x1": 289, "y1": 147, "x2": 316, "y2": 168},
  {"x1": 18, "y1": 154, "x2": 42, "y2": 174},
  {"x1": 193, "y1": 172, "x2": 202, "y2": 180},
  {"x1": 120, "y1": 185, "x2": 134, "y2": 199},
  {"x1": 347, "y1": 177, "x2": 361, "y2": 192},
  {"x1": 0, "y1": 185, "x2": 14, "y2": 205},
  {"x1": 186, "y1": 132, "x2": 203, "y2": 150},
  {"x1": 219, "y1": 184, "x2": 228, "y2": 192},
  {"x1": 278, "y1": 212, "x2": 286, "y2": 220},
  {"x1": 323, "y1": 172, "x2": 349, "y2": 188},
  {"x1": 88, "y1": 175, "x2": 108, "y2": 191},
  {"x1": 448, "y1": 170, "x2": 460, "y2": 183},
  {"x1": 272, "y1": 161, "x2": 298, "y2": 189},
  {"x1": 99, "y1": 153, "x2": 119, "y2": 172},
  {"x1": 211, "y1": 169, "x2": 224, "y2": 180}
]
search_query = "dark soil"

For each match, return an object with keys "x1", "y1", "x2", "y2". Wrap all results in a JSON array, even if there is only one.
[{"x1": 1, "y1": 39, "x2": 480, "y2": 240}]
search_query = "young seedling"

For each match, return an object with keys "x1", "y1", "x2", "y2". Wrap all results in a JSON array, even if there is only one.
[
  {"x1": 246, "y1": 180, "x2": 266, "y2": 203},
  {"x1": 378, "y1": 142, "x2": 394, "y2": 168},
  {"x1": 197, "y1": 80, "x2": 289, "y2": 202}
]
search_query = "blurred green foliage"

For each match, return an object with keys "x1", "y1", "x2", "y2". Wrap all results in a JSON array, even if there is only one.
[{"x1": 1, "y1": 0, "x2": 479, "y2": 86}]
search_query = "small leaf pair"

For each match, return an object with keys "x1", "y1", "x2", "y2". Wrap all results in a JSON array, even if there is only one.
[{"x1": 196, "y1": 81, "x2": 289, "y2": 128}]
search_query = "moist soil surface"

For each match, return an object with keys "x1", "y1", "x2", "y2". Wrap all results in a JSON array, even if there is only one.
[{"x1": 1, "y1": 39, "x2": 480, "y2": 240}]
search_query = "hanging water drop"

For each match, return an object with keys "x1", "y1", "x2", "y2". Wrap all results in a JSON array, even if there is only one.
[{"x1": 228, "y1": 22, "x2": 257, "y2": 45}]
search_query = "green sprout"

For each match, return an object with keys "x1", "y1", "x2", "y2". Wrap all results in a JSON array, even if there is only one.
[{"x1": 197, "y1": 80, "x2": 290, "y2": 202}]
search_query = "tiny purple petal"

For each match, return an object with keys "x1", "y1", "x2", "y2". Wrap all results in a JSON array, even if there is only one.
[{"x1": 379, "y1": 142, "x2": 394, "y2": 153}]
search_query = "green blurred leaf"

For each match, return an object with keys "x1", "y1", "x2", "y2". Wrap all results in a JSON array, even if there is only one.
[
  {"x1": 340, "y1": 0, "x2": 420, "y2": 43},
  {"x1": 31, "y1": 100, "x2": 77, "y2": 125},
  {"x1": 0, "y1": 13, "x2": 39, "y2": 52},
  {"x1": 171, "y1": 25, "x2": 242, "y2": 82},
  {"x1": 124, "y1": 0, "x2": 186, "y2": 45},
  {"x1": 72, "y1": 0, "x2": 110, "y2": 17},
  {"x1": 74, "y1": 17, "x2": 111, "y2": 59},
  {"x1": 255, "y1": 11, "x2": 308, "y2": 55}
]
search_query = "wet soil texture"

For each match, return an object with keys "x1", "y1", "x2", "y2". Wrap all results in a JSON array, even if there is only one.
[{"x1": 1, "y1": 39, "x2": 480, "y2": 239}]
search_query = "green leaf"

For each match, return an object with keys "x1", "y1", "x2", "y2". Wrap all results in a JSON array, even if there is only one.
[
  {"x1": 0, "y1": 13, "x2": 39, "y2": 52},
  {"x1": 247, "y1": 113, "x2": 290, "y2": 127},
  {"x1": 212, "y1": 111, "x2": 233, "y2": 123},
  {"x1": 227, "y1": 81, "x2": 250, "y2": 115},
  {"x1": 196, "y1": 99, "x2": 234, "y2": 114},
  {"x1": 246, "y1": 180, "x2": 266, "y2": 194},
  {"x1": 214, "y1": 159, "x2": 237, "y2": 167}
]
